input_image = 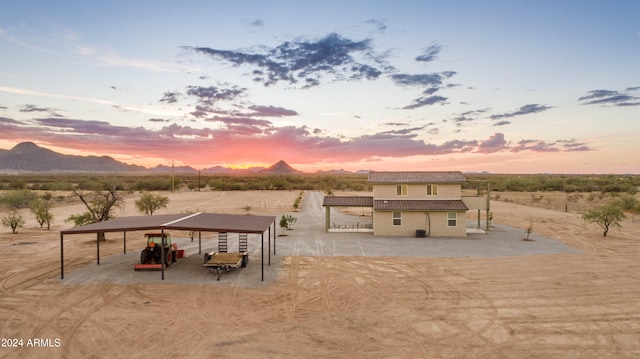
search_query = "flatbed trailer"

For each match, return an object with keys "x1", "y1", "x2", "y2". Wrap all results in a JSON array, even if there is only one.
[{"x1": 203, "y1": 252, "x2": 248, "y2": 280}]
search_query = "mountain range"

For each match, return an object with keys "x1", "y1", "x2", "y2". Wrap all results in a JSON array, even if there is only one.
[{"x1": 0, "y1": 142, "x2": 365, "y2": 174}]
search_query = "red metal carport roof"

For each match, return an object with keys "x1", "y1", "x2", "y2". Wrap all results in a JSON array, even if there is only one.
[{"x1": 60, "y1": 212, "x2": 276, "y2": 234}]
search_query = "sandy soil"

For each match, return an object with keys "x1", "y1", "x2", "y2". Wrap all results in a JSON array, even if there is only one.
[{"x1": 1, "y1": 190, "x2": 639, "y2": 358}]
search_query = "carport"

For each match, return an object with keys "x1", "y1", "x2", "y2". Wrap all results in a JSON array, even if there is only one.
[{"x1": 60, "y1": 212, "x2": 277, "y2": 281}]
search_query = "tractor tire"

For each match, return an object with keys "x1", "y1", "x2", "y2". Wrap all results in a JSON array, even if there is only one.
[
  {"x1": 165, "y1": 250, "x2": 172, "y2": 267},
  {"x1": 140, "y1": 248, "x2": 150, "y2": 264}
]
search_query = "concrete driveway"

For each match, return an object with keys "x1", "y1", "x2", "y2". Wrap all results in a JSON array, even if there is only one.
[{"x1": 62, "y1": 191, "x2": 576, "y2": 287}]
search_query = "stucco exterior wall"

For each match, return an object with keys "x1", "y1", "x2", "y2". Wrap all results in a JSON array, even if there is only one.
[
  {"x1": 461, "y1": 195, "x2": 490, "y2": 210},
  {"x1": 373, "y1": 211, "x2": 467, "y2": 237},
  {"x1": 373, "y1": 183, "x2": 462, "y2": 199}
]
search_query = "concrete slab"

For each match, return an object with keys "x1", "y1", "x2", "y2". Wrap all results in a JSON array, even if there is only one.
[{"x1": 61, "y1": 191, "x2": 577, "y2": 288}]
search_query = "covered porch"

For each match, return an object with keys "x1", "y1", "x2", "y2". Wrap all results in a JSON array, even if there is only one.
[{"x1": 322, "y1": 196, "x2": 373, "y2": 233}]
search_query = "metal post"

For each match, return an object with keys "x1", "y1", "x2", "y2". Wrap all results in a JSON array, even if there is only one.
[
  {"x1": 272, "y1": 222, "x2": 275, "y2": 255},
  {"x1": 261, "y1": 232, "x2": 264, "y2": 282},
  {"x1": 161, "y1": 229, "x2": 165, "y2": 280},
  {"x1": 268, "y1": 229, "x2": 271, "y2": 266},
  {"x1": 486, "y1": 182, "x2": 491, "y2": 233},
  {"x1": 198, "y1": 231, "x2": 202, "y2": 255},
  {"x1": 123, "y1": 231, "x2": 127, "y2": 254},
  {"x1": 60, "y1": 233, "x2": 64, "y2": 279},
  {"x1": 477, "y1": 182, "x2": 481, "y2": 229},
  {"x1": 96, "y1": 232, "x2": 100, "y2": 265}
]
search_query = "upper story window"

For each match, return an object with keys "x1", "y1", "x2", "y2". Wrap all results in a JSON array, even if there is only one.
[
  {"x1": 396, "y1": 184, "x2": 408, "y2": 196},
  {"x1": 426, "y1": 184, "x2": 438, "y2": 196}
]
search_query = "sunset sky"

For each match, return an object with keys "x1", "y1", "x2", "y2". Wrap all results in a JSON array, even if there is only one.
[{"x1": 1, "y1": 1, "x2": 638, "y2": 173}]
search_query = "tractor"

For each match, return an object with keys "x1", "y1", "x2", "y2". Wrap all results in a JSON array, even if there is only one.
[{"x1": 139, "y1": 233, "x2": 176, "y2": 267}]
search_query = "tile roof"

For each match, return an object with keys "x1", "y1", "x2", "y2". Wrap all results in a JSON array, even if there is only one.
[
  {"x1": 368, "y1": 171, "x2": 467, "y2": 183},
  {"x1": 322, "y1": 196, "x2": 374, "y2": 207},
  {"x1": 373, "y1": 199, "x2": 469, "y2": 211}
]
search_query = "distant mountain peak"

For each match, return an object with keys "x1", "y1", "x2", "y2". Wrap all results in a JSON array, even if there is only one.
[
  {"x1": 260, "y1": 160, "x2": 301, "y2": 174},
  {"x1": 0, "y1": 141, "x2": 146, "y2": 173},
  {"x1": 12, "y1": 141, "x2": 44, "y2": 153}
]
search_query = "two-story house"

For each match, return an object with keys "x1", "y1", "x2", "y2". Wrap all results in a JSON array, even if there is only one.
[
  {"x1": 369, "y1": 171, "x2": 469, "y2": 237},
  {"x1": 323, "y1": 171, "x2": 489, "y2": 237}
]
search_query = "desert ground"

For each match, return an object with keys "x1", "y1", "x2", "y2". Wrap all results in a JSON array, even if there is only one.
[{"x1": 1, "y1": 189, "x2": 639, "y2": 358}]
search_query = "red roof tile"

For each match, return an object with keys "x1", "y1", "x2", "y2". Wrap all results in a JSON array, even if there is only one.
[
  {"x1": 322, "y1": 196, "x2": 374, "y2": 207},
  {"x1": 373, "y1": 199, "x2": 468, "y2": 211},
  {"x1": 368, "y1": 171, "x2": 466, "y2": 183}
]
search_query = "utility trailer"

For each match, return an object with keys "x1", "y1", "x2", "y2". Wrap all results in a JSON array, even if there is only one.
[{"x1": 203, "y1": 251, "x2": 248, "y2": 280}]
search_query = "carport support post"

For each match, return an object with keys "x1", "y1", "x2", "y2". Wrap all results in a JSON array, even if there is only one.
[
  {"x1": 198, "y1": 231, "x2": 202, "y2": 255},
  {"x1": 96, "y1": 232, "x2": 100, "y2": 265},
  {"x1": 273, "y1": 219, "x2": 276, "y2": 255},
  {"x1": 268, "y1": 228, "x2": 271, "y2": 266},
  {"x1": 486, "y1": 182, "x2": 491, "y2": 232},
  {"x1": 123, "y1": 231, "x2": 127, "y2": 254},
  {"x1": 60, "y1": 233, "x2": 64, "y2": 279},
  {"x1": 477, "y1": 181, "x2": 481, "y2": 229},
  {"x1": 161, "y1": 229, "x2": 166, "y2": 280},
  {"x1": 261, "y1": 233, "x2": 264, "y2": 281}
]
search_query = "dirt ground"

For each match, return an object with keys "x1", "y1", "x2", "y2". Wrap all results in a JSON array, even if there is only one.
[{"x1": 1, "y1": 190, "x2": 639, "y2": 358}]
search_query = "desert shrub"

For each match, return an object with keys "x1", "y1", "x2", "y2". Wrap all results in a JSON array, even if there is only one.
[
  {"x1": 7, "y1": 178, "x2": 27, "y2": 190},
  {"x1": 0, "y1": 190, "x2": 38, "y2": 209},
  {"x1": 133, "y1": 179, "x2": 172, "y2": 191},
  {"x1": 582, "y1": 203, "x2": 625, "y2": 237},
  {"x1": 2, "y1": 211, "x2": 25, "y2": 233}
]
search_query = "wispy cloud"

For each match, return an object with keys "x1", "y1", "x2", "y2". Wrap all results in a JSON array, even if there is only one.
[
  {"x1": 186, "y1": 85, "x2": 246, "y2": 105},
  {"x1": 391, "y1": 72, "x2": 456, "y2": 109},
  {"x1": 19, "y1": 104, "x2": 63, "y2": 117},
  {"x1": 75, "y1": 46, "x2": 196, "y2": 73},
  {"x1": 159, "y1": 91, "x2": 180, "y2": 104},
  {"x1": 490, "y1": 104, "x2": 553, "y2": 120},
  {"x1": 578, "y1": 88, "x2": 640, "y2": 106},
  {"x1": 247, "y1": 19, "x2": 264, "y2": 28},
  {"x1": 510, "y1": 138, "x2": 591, "y2": 153},
  {"x1": 415, "y1": 42, "x2": 442, "y2": 63},
  {"x1": 364, "y1": 19, "x2": 387, "y2": 31},
  {"x1": 0, "y1": 86, "x2": 183, "y2": 118},
  {"x1": 247, "y1": 105, "x2": 298, "y2": 117}
]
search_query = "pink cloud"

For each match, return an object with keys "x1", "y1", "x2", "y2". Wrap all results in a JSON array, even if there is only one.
[{"x1": 0, "y1": 117, "x2": 592, "y2": 167}]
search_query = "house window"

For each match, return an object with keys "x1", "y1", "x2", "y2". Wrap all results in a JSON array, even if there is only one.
[
  {"x1": 426, "y1": 184, "x2": 438, "y2": 196},
  {"x1": 396, "y1": 185, "x2": 408, "y2": 196},
  {"x1": 392, "y1": 211, "x2": 402, "y2": 226},
  {"x1": 447, "y1": 212, "x2": 457, "y2": 227}
]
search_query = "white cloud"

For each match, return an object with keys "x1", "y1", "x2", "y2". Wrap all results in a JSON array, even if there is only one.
[{"x1": 75, "y1": 46, "x2": 198, "y2": 73}]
